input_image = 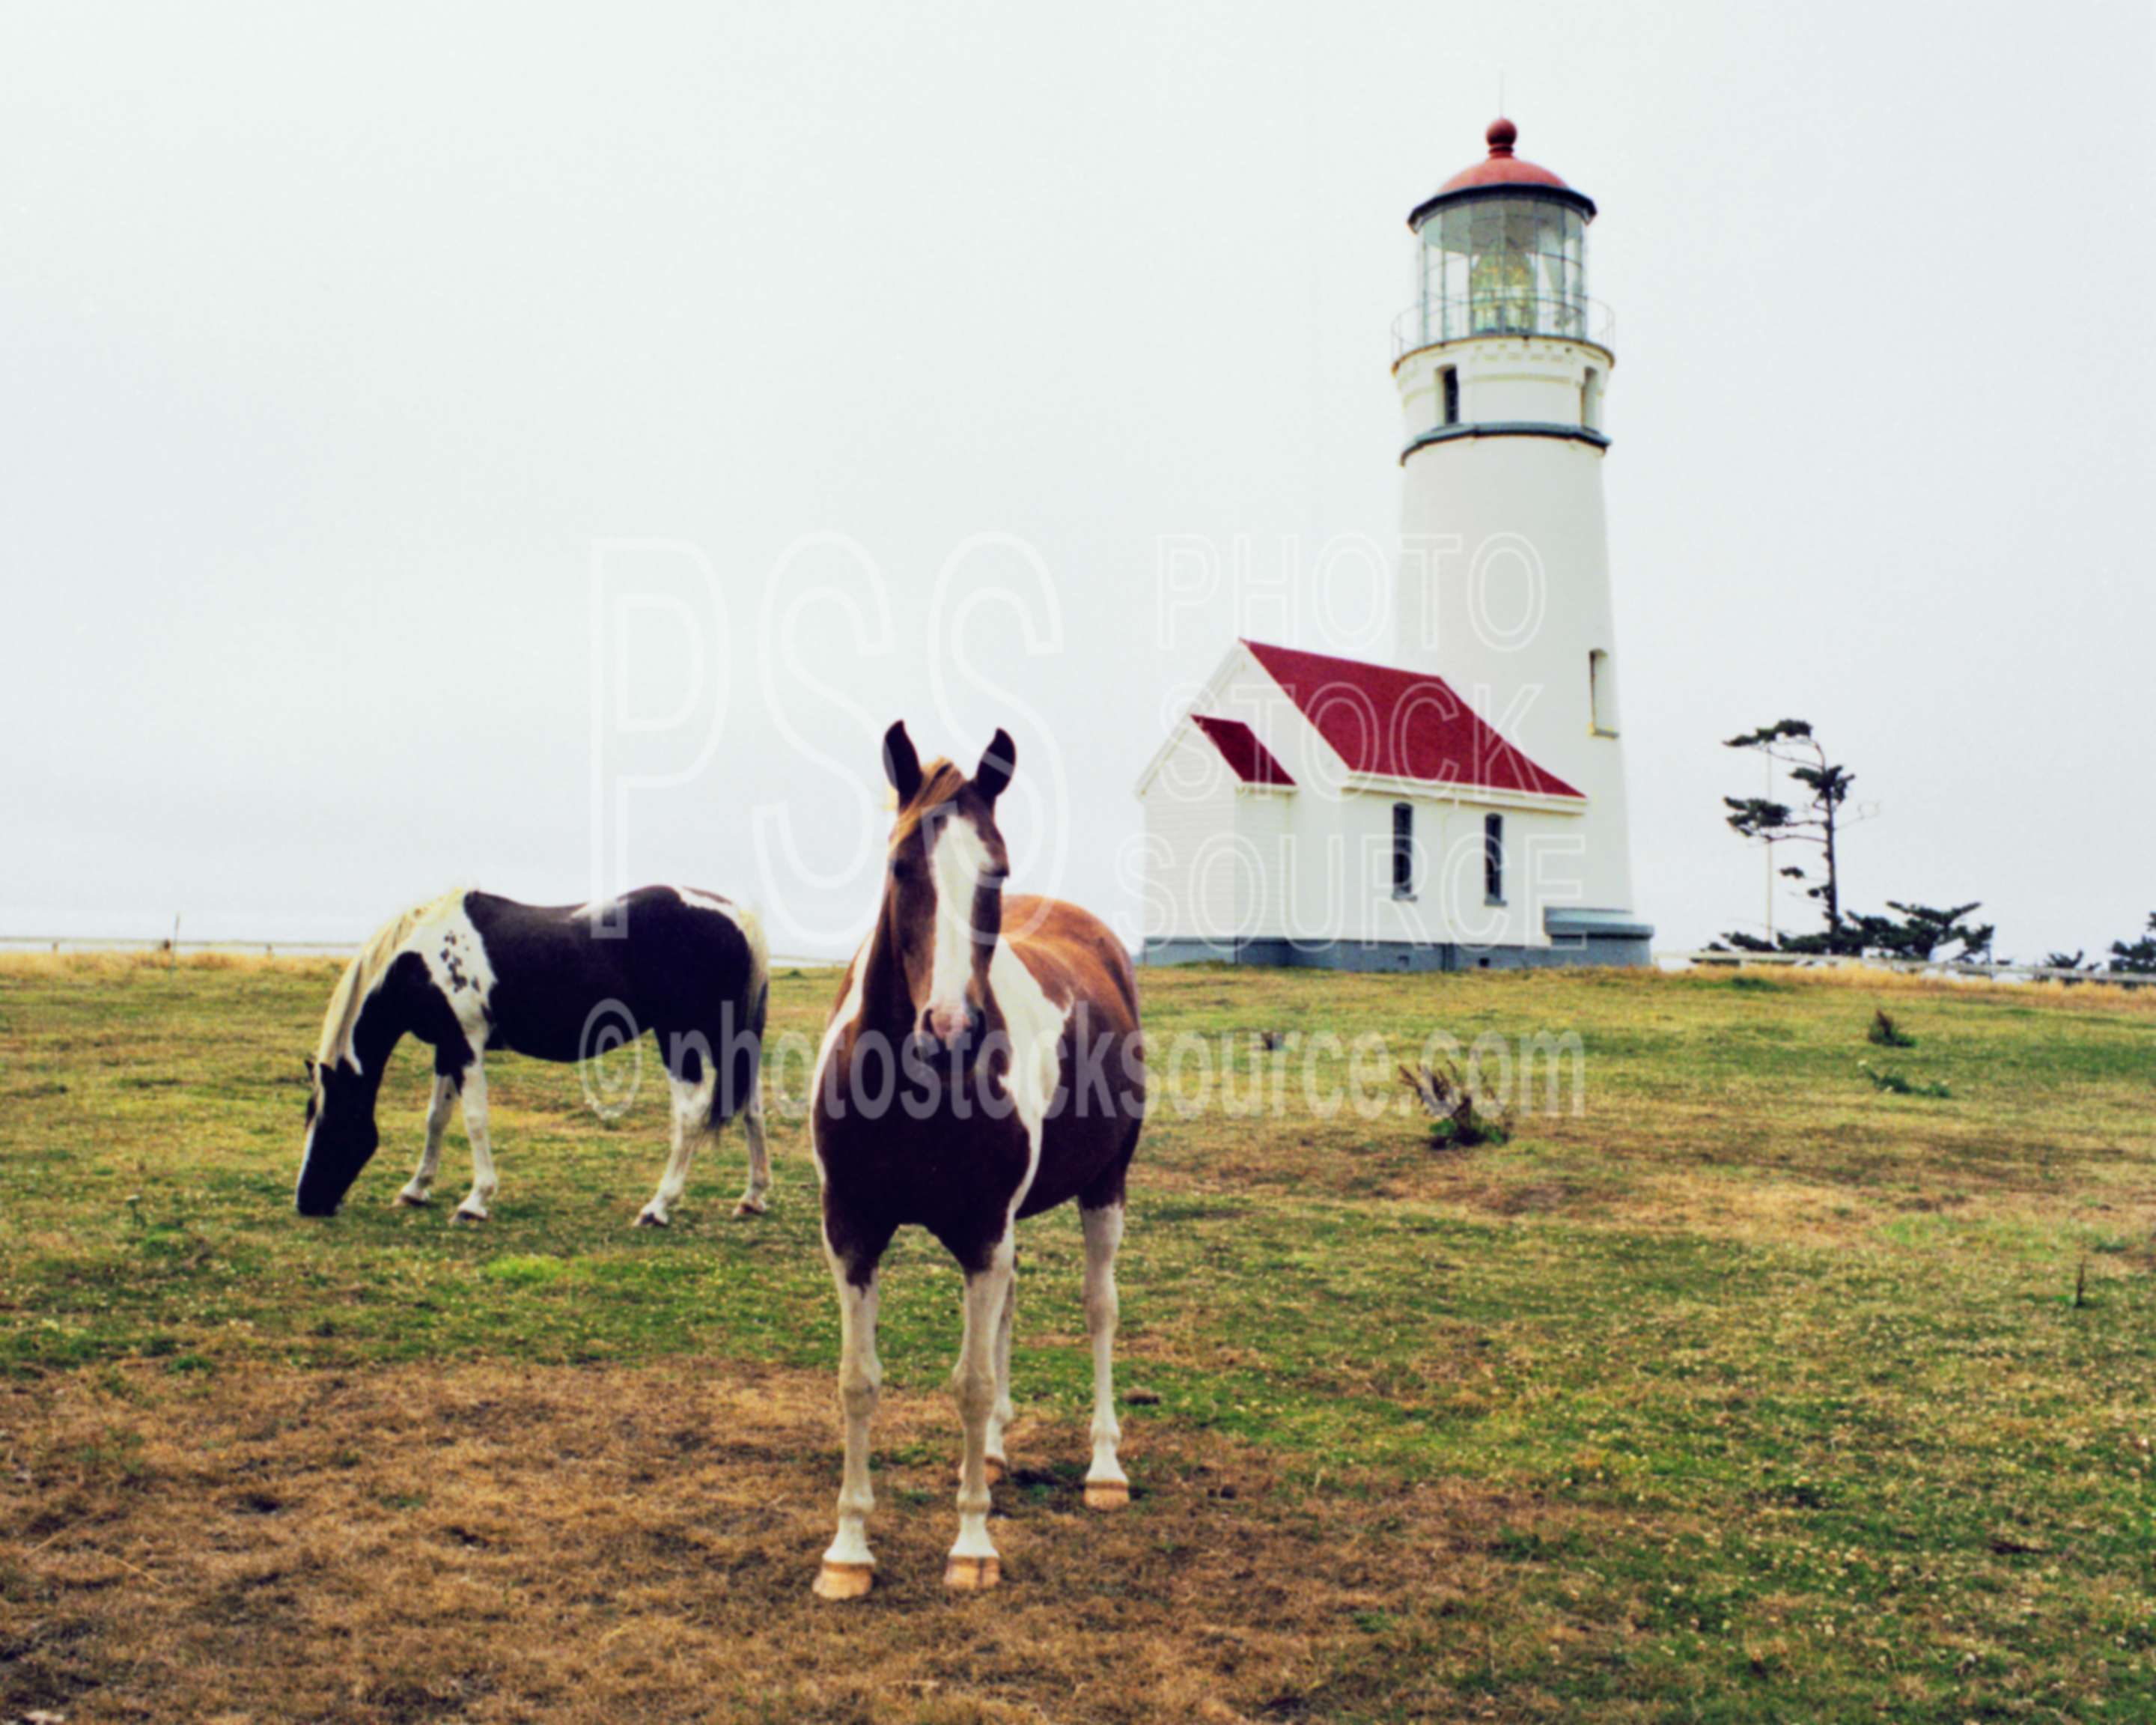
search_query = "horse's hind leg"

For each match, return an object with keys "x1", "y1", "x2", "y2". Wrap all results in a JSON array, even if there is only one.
[
  {"x1": 1079, "y1": 1199, "x2": 1130, "y2": 1509},
  {"x1": 731, "y1": 1056, "x2": 771, "y2": 1220},
  {"x1": 637, "y1": 1065, "x2": 716, "y2": 1229},
  {"x1": 396, "y1": 1074, "x2": 457, "y2": 1207},
  {"x1": 985, "y1": 1264, "x2": 1017, "y2": 1483},
  {"x1": 450, "y1": 1062, "x2": 497, "y2": 1224},
  {"x1": 958, "y1": 1259, "x2": 1018, "y2": 1488}
]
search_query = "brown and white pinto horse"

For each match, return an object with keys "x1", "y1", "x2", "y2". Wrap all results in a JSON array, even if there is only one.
[{"x1": 809, "y1": 723, "x2": 1145, "y2": 1599}]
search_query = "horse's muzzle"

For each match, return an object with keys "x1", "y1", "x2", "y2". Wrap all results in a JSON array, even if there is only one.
[{"x1": 911, "y1": 1005, "x2": 985, "y2": 1065}]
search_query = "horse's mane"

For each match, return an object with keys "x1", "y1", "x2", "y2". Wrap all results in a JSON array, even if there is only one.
[
  {"x1": 889, "y1": 760, "x2": 971, "y2": 845},
  {"x1": 315, "y1": 889, "x2": 464, "y2": 1071}
]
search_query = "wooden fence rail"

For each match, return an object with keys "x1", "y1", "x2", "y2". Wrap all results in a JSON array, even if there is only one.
[
  {"x1": 1657, "y1": 950, "x2": 2156, "y2": 987},
  {"x1": 0, "y1": 934, "x2": 835, "y2": 968},
  {"x1": 0, "y1": 935, "x2": 359, "y2": 955}
]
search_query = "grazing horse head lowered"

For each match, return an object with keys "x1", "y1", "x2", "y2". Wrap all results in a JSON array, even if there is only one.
[
  {"x1": 297, "y1": 894, "x2": 452, "y2": 1217},
  {"x1": 810, "y1": 721, "x2": 1147, "y2": 1601}
]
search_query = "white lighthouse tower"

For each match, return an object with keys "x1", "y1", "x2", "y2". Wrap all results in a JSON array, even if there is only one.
[
  {"x1": 1389, "y1": 118, "x2": 1648, "y2": 959},
  {"x1": 1136, "y1": 118, "x2": 1651, "y2": 969}
]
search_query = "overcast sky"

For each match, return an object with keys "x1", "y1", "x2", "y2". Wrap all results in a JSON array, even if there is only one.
[{"x1": 4, "y1": 1, "x2": 2152, "y2": 961}]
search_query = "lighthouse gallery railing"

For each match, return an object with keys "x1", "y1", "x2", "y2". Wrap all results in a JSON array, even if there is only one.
[{"x1": 1392, "y1": 295, "x2": 1615, "y2": 361}]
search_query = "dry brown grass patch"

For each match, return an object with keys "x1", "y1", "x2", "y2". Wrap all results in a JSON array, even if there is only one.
[
  {"x1": 0, "y1": 950, "x2": 343, "y2": 979},
  {"x1": 1, "y1": 1360, "x2": 1623, "y2": 1725}
]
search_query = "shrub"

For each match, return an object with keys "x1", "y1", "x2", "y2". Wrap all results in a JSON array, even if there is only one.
[
  {"x1": 1866, "y1": 1008, "x2": 1916, "y2": 1048},
  {"x1": 1398, "y1": 1059, "x2": 1508, "y2": 1149},
  {"x1": 1858, "y1": 1061, "x2": 1949, "y2": 1099}
]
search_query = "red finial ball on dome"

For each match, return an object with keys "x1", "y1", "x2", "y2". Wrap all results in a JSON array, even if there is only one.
[{"x1": 1486, "y1": 118, "x2": 1517, "y2": 156}]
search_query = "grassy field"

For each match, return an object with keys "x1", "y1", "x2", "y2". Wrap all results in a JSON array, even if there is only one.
[{"x1": 3, "y1": 954, "x2": 2155, "y2": 1723}]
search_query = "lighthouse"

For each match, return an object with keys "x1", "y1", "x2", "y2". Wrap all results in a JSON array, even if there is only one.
[
  {"x1": 1136, "y1": 120, "x2": 1653, "y2": 969},
  {"x1": 1389, "y1": 118, "x2": 1646, "y2": 957}
]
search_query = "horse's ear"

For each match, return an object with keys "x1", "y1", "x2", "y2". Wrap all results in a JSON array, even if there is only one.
[
  {"x1": 973, "y1": 728, "x2": 1016, "y2": 804},
  {"x1": 883, "y1": 720, "x2": 923, "y2": 805}
]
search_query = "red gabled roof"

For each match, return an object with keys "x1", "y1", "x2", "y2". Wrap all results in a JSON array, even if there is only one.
[
  {"x1": 1242, "y1": 639, "x2": 1583, "y2": 800},
  {"x1": 1190, "y1": 714, "x2": 1295, "y2": 787}
]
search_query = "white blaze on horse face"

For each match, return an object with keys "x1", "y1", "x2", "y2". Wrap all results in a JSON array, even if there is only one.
[{"x1": 922, "y1": 811, "x2": 993, "y2": 1042}]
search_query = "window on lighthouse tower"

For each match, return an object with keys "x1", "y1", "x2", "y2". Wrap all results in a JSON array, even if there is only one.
[
  {"x1": 1589, "y1": 648, "x2": 1619, "y2": 736},
  {"x1": 1440, "y1": 367, "x2": 1460, "y2": 426},
  {"x1": 1392, "y1": 803, "x2": 1416, "y2": 899}
]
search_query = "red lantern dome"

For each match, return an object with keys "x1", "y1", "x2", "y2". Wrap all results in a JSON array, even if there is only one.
[{"x1": 1409, "y1": 119, "x2": 1596, "y2": 229}]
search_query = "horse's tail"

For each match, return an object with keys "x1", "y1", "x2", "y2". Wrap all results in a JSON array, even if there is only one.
[{"x1": 716, "y1": 904, "x2": 770, "y2": 1128}]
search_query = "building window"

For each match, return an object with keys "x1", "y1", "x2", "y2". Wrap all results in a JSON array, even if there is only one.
[
  {"x1": 1581, "y1": 366, "x2": 1604, "y2": 431},
  {"x1": 1484, "y1": 813, "x2": 1505, "y2": 905},
  {"x1": 1392, "y1": 803, "x2": 1416, "y2": 899},
  {"x1": 1440, "y1": 367, "x2": 1461, "y2": 427},
  {"x1": 1589, "y1": 648, "x2": 1618, "y2": 736}
]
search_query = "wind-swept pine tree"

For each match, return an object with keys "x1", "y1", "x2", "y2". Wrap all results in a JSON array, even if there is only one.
[
  {"x1": 1720, "y1": 722, "x2": 1990, "y2": 963},
  {"x1": 2110, "y1": 914, "x2": 2156, "y2": 975},
  {"x1": 1721, "y1": 719, "x2": 1858, "y2": 952},
  {"x1": 1842, "y1": 901, "x2": 1994, "y2": 965}
]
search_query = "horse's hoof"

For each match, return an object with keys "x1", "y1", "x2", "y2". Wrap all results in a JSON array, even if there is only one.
[
  {"x1": 813, "y1": 1561, "x2": 874, "y2": 1601},
  {"x1": 392, "y1": 1190, "x2": 432, "y2": 1208},
  {"x1": 1084, "y1": 1479, "x2": 1130, "y2": 1511},
  {"x1": 634, "y1": 1209, "x2": 669, "y2": 1229},
  {"x1": 943, "y1": 1554, "x2": 1000, "y2": 1592},
  {"x1": 451, "y1": 1208, "x2": 487, "y2": 1226},
  {"x1": 731, "y1": 1197, "x2": 768, "y2": 1219}
]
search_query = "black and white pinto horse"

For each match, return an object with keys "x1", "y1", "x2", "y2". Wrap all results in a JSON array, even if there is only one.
[
  {"x1": 810, "y1": 725, "x2": 1146, "y2": 1599},
  {"x1": 297, "y1": 886, "x2": 770, "y2": 1226}
]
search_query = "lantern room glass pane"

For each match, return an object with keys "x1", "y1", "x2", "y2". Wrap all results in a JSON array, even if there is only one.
[{"x1": 1416, "y1": 196, "x2": 1589, "y2": 347}]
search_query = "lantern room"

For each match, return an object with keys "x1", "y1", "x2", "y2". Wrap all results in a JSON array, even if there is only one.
[{"x1": 1397, "y1": 120, "x2": 1607, "y2": 356}]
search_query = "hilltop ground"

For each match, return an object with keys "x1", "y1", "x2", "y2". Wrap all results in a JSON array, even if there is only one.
[{"x1": 2, "y1": 955, "x2": 2153, "y2": 1723}]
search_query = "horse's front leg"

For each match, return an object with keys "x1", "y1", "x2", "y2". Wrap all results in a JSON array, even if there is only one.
[
  {"x1": 1080, "y1": 1199, "x2": 1130, "y2": 1509},
  {"x1": 450, "y1": 1061, "x2": 497, "y2": 1223},
  {"x1": 396, "y1": 1073, "x2": 457, "y2": 1207},
  {"x1": 946, "y1": 1229, "x2": 1017, "y2": 1590},
  {"x1": 814, "y1": 1236, "x2": 883, "y2": 1601},
  {"x1": 732, "y1": 1059, "x2": 772, "y2": 1219}
]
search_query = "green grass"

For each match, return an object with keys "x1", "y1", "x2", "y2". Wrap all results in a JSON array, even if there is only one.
[{"x1": 4, "y1": 954, "x2": 2156, "y2": 1719}]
